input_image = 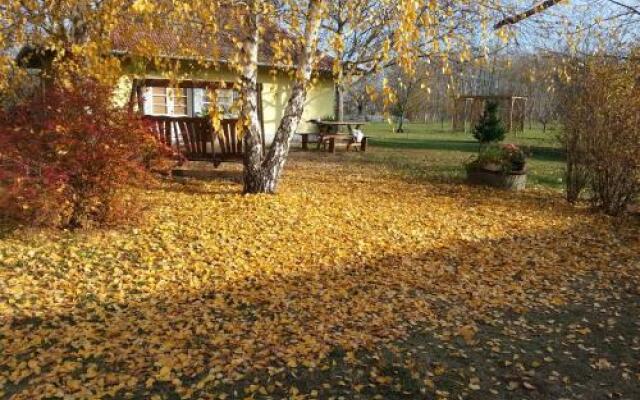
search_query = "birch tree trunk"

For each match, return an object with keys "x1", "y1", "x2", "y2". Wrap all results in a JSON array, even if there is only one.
[
  {"x1": 239, "y1": 7, "x2": 266, "y2": 193},
  {"x1": 334, "y1": 41, "x2": 345, "y2": 121},
  {"x1": 241, "y1": 0, "x2": 323, "y2": 194},
  {"x1": 334, "y1": 81, "x2": 344, "y2": 121}
]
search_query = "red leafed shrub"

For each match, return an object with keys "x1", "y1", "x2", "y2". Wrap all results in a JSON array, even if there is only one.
[{"x1": 0, "y1": 80, "x2": 163, "y2": 228}]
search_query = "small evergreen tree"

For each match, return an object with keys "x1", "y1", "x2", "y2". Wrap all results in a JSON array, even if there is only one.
[{"x1": 473, "y1": 101, "x2": 506, "y2": 144}]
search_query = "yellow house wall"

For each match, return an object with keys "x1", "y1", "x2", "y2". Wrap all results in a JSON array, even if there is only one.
[{"x1": 114, "y1": 62, "x2": 335, "y2": 144}]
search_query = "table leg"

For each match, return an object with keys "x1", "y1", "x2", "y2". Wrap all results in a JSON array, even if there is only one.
[
  {"x1": 329, "y1": 137, "x2": 336, "y2": 153},
  {"x1": 361, "y1": 137, "x2": 367, "y2": 152},
  {"x1": 301, "y1": 134, "x2": 308, "y2": 151},
  {"x1": 347, "y1": 124, "x2": 354, "y2": 135}
]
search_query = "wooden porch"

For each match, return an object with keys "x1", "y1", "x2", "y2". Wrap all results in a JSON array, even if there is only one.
[
  {"x1": 130, "y1": 78, "x2": 266, "y2": 166},
  {"x1": 143, "y1": 116, "x2": 242, "y2": 166}
]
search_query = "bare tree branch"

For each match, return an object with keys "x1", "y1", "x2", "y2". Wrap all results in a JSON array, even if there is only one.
[
  {"x1": 605, "y1": 0, "x2": 640, "y2": 15},
  {"x1": 494, "y1": 0, "x2": 565, "y2": 29}
]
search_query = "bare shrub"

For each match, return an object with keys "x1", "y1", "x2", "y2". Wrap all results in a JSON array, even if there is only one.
[{"x1": 559, "y1": 53, "x2": 640, "y2": 215}]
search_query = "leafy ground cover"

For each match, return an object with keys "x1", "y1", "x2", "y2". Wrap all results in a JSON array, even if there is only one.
[{"x1": 0, "y1": 154, "x2": 638, "y2": 399}]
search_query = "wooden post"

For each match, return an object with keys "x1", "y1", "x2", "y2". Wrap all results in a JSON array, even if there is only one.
[
  {"x1": 136, "y1": 82, "x2": 145, "y2": 114},
  {"x1": 128, "y1": 79, "x2": 138, "y2": 113},
  {"x1": 361, "y1": 136, "x2": 367, "y2": 152},
  {"x1": 463, "y1": 98, "x2": 471, "y2": 134},
  {"x1": 510, "y1": 97, "x2": 515, "y2": 136},
  {"x1": 316, "y1": 124, "x2": 327, "y2": 150},
  {"x1": 257, "y1": 83, "x2": 266, "y2": 154},
  {"x1": 521, "y1": 98, "x2": 527, "y2": 132}
]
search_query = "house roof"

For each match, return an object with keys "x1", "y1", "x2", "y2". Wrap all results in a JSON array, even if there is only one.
[{"x1": 111, "y1": 21, "x2": 334, "y2": 73}]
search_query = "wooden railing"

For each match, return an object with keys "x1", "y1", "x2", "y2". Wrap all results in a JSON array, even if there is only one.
[{"x1": 143, "y1": 116, "x2": 241, "y2": 165}]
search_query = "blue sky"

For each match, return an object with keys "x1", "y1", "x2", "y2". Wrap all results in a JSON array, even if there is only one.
[{"x1": 503, "y1": 0, "x2": 640, "y2": 52}]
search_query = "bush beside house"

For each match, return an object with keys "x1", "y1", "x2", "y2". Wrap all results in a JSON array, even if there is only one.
[{"x1": 0, "y1": 80, "x2": 163, "y2": 228}]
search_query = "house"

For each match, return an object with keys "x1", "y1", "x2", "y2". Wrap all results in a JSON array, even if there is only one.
[
  {"x1": 17, "y1": 21, "x2": 336, "y2": 162},
  {"x1": 110, "y1": 23, "x2": 336, "y2": 149}
]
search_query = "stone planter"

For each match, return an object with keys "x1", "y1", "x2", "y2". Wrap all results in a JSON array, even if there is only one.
[
  {"x1": 466, "y1": 168, "x2": 527, "y2": 191},
  {"x1": 481, "y1": 162, "x2": 502, "y2": 172}
]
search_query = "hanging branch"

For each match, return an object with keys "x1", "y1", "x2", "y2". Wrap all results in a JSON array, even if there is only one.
[
  {"x1": 493, "y1": 0, "x2": 565, "y2": 29},
  {"x1": 605, "y1": 0, "x2": 640, "y2": 16}
]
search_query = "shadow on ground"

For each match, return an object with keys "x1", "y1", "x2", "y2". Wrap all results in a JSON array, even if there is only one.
[
  {"x1": 1, "y1": 211, "x2": 638, "y2": 398},
  {"x1": 269, "y1": 281, "x2": 640, "y2": 400}
]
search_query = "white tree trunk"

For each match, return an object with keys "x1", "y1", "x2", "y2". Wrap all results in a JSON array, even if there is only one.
[
  {"x1": 239, "y1": 7, "x2": 266, "y2": 193},
  {"x1": 334, "y1": 81, "x2": 344, "y2": 121},
  {"x1": 242, "y1": 0, "x2": 323, "y2": 194},
  {"x1": 334, "y1": 53, "x2": 344, "y2": 122}
]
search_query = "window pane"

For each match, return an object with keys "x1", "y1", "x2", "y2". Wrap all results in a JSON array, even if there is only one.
[
  {"x1": 169, "y1": 88, "x2": 188, "y2": 116},
  {"x1": 193, "y1": 88, "x2": 205, "y2": 116},
  {"x1": 146, "y1": 87, "x2": 168, "y2": 115},
  {"x1": 152, "y1": 104, "x2": 167, "y2": 114},
  {"x1": 174, "y1": 96, "x2": 187, "y2": 107},
  {"x1": 215, "y1": 88, "x2": 238, "y2": 118},
  {"x1": 169, "y1": 88, "x2": 187, "y2": 98},
  {"x1": 216, "y1": 89, "x2": 233, "y2": 107}
]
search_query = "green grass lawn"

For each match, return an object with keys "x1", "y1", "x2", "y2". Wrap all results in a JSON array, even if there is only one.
[{"x1": 358, "y1": 122, "x2": 565, "y2": 189}]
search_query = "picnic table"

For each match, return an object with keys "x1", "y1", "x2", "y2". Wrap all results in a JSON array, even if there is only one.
[
  {"x1": 308, "y1": 120, "x2": 368, "y2": 152},
  {"x1": 314, "y1": 120, "x2": 366, "y2": 135}
]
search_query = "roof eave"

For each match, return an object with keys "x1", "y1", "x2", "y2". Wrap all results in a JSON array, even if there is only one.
[{"x1": 111, "y1": 50, "x2": 333, "y2": 75}]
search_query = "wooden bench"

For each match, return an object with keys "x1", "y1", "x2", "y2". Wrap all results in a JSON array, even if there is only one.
[
  {"x1": 296, "y1": 133, "x2": 368, "y2": 153},
  {"x1": 212, "y1": 120, "x2": 243, "y2": 166},
  {"x1": 296, "y1": 133, "x2": 320, "y2": 150},
  {"x1": 323, "y1": 134, "x2": 368, "y2": 153},
  {"x1": 144, "y1": 116, "x2": 242, "y2": 167}
]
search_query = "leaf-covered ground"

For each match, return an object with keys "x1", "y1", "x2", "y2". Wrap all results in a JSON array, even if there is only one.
[{"x1": 1, "y1": 155, "x2": 639, "y2": 399}]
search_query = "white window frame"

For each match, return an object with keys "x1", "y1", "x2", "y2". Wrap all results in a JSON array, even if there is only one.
[
  {"x1": 143, "y1": 87, "x2": 191, "y2": 117},
  {"x1": 193, "y1": 87, "x2": 239, "y2": 119}
]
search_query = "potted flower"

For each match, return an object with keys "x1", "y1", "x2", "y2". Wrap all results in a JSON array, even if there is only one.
[
  {"x1": 464, "y1": 101, "x2": 528, "y2": 190},
  {"x1": 472, "y1": 145, "x2": 504, "y2": 172},
  {"x1": 502, "y1": 143, "x2": 526, "y2": 173},
  {"x1": 465, "y1": 144, "x2": 528, "y2": 191}
]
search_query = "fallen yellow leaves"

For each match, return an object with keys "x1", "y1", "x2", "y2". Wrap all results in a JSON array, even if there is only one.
[
  {"x1": 0, "y1": 159, "x2": 638, "y2": 398},
  {"x1": 457, "y1": 324, "x2": 478, "y2": 344}
]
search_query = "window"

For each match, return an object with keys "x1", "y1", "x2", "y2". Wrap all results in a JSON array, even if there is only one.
[
  {"x1": 195, "y1": 88, "x2": 239, "y2": 119},
  {"x1": 170, "y1": 88, "x2": 188, "y2": 116},
  {"x1": 150, "y1": 87, "x2": 167, "y2": 115},
  {"x1": 143, "y1": 85, "x2": 239, "y2": 118},
  {"x1": 214, "y1": 89, "x2": 237, "y2": 118},
  {"x1": 144, "y1": 87, "x2": 189, "y2": 116}
]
